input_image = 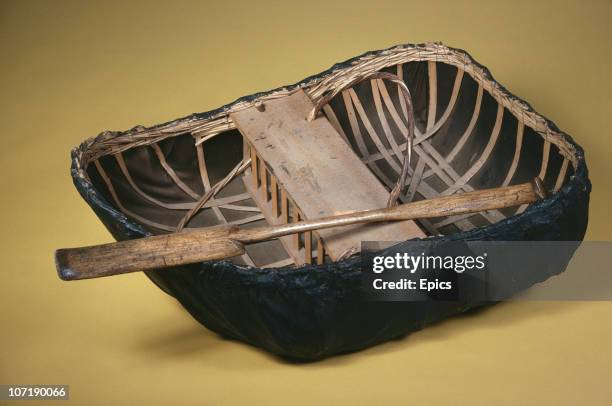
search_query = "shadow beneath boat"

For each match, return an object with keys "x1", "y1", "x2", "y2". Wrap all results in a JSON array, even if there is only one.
[
  {"x1": 325, "y1": 300, "x2": 583, "y2": 365},
  {"x1": 130, "y1": 300, "x2": 584, "y2": 367}
]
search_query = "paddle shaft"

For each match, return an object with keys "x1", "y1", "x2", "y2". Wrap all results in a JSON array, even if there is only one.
[{"x1": 55, "y1": 179, "x2": 544, "y2": 280}]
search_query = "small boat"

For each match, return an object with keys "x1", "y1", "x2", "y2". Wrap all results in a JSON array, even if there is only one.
[{"x1": 59, "y1": 42, "x2": 590, "y2": 359}]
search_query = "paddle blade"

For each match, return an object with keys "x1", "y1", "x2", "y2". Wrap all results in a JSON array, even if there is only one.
[{"x1": 55, "y1": 226, "x2": 245, "y2": 280}]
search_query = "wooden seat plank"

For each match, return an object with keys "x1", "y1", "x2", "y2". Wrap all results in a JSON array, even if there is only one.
[{"x1": 231, "y1": 89, "x2": 425, "y2": 263}]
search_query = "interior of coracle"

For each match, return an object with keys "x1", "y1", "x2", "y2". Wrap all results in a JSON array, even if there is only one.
[{"x1": 84, "y1": 58, "x2": 575, "y2": 269}]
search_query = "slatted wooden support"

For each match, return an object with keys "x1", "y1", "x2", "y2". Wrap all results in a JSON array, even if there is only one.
[
  {"x1": 232, "y1": 90, "x2": 425, "y2": 266},
  {"x1": 243, "y1": 144, "x2": 325, "y2": 265}
]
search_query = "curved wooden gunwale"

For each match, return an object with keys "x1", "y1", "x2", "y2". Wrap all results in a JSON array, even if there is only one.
[{"x1": 75, "y1": 43, "x2": 579, "y2": 269}]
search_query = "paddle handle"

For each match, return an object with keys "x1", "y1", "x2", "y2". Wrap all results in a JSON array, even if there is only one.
[
  {"x1": 234, "y1": 179, "x2": 545, "y2": 243},
  {"x1": 55, "y1": 179, "x2": 545, "y2": 280}
]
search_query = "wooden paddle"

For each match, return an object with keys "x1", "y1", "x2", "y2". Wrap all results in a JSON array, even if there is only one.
[{"x1": 55, "y1": 178, "x2": 546, "y2": 281}]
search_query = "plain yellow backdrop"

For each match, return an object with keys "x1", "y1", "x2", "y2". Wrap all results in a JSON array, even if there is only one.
[{"x1": 1, "y1": 0, "x2": 611, "y2": 405}]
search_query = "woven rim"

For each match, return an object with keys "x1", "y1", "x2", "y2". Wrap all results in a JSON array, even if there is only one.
[{"x1": 70, "y1": 41, "x2": 586, "y2": 246}]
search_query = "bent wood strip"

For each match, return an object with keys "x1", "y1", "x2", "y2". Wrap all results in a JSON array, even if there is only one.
[
  {"x1": 369, "y1": 81, "x2": 482, "y2": 172},
  {"x1": 427, "y1": 61, "x2": 437, "y2": 130},
  {"x1": 341, "y1": 89, "x2": 405, "y2": 191},
  {"x1": 372, "y1": 79, "x2": 405, "y2": 164},
  {"x1": 375, "y1": 68, "x2": 458, "y2": 159},
  {"x1": 370, "y1": 82, "x2": 499, "y2": 228},
  {"x1": 262, "y1": 258, "x2": 295, "y2": 268},
  {"x1": 417, "y1": 63, "x2": 477, "y2": 231},
  {"x1": 197, "y1": 143, "x2": 256, "y2": 267},
  {"x1": 501, "y1": 122, "x2": 525, "y2": 187},
  {"x1": 375, "y1": 81, "x2": 460, "y2": 187},
  {"x1": 114, "y1": 153, "x2": 190, "y2": 210},
  {"x1": 151, "y1": 144, "x2": 200, "y2": 200},
  {"x1": 433, "y1": 213, "x2": 475, "y2": 229},
  {"x1": 397, "y1": 64, "x2": 407, "y2": 120},
  {"x1": 339, "y1": 75, "x2": 421, "y2": 209},
  {"x1": 371, "y1": 79, "x2": 434, "y2": 226},
  {"x1": 343, "y1": 91, "x2": 378, "y2": 164},
  {"x1": 414, "y1": 68, "x2": 464, "y2": 148},
  {"x1": 417, "y1": 68, "x2": 463, "y2": 178},
  {"x1": 362, "y1": 75, "x2": 419, "y2": 209},
  {"x1": 398, "y1": 92, "x2": 505, "y2": 225},
  {"x1": 377, "y1": 85, "x2": 482, "y2": 195},
  {"x1": 445, "y1": 84, "x2": 484, "y2": 163},
  {"x1": 55, "y1": 180, "x2": 544, "y2": 280},
  {"x1": 177, "y1": 159, "x2": 251, "y2": 230},
  {"x1": 369, "y1": 69, "x2": 476, "y2": 226},
  {"x1": 94, "y1": 160, "x2": 178, "y2": 232},
  {"x1": 322, "y1": 104, "x2": 350, "y2": 145},
  {"x1": 407, "y1": 159, "x2": 426, "y2": 202},
  {"x1": 349, "y1": 88, "x2": 402, "y2": 173},
  {"x1": 218, "y1": 204, "x2": 261, "y2": 212},
  {"x1": 115, "y1": 151, "x2": 257, "y2": 213},
  {"x1": 352, "y1": 156, "x2": 440, "y2": 227},
  {"x1": 231, "y1": 214, "x2": 265, "y2": 225},
  {"x1": 516, "y1": 139, "x2": 552, "y2": 215},
  {"x1": 344, "y1": 124, "x2": 447, "y2": 233},
  {"x1": 538, "y1": 140, "x2": 551, "y2": 181},
  {"x1": 554, "y1": 158, "x2": 569, "y2": 193},
  {"x1": 375, "y1": 76, "x2": 459, "y2": 148},
  {"x1": 370, "y1": 77, "x2": 438, "y2": 233},
  {"x1": 377, "y1": 80, "x2": 504, "y2": 226},
  {"x1": 441, "y1": 104, "x2": 504, "y2": 196}
]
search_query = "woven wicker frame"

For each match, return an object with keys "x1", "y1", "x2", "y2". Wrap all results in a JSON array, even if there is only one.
[
  {"x1": 72, "y1": 43, "x2": 580, "y2": 258},
  {"x1": 67, "y1": 42, "x2": 590, "y2": 360}
]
